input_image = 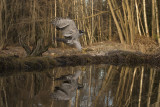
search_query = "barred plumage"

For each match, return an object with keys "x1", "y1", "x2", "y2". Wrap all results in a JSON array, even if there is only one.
[{"x1": 51, "y1": 18, "x2": 85, "y2": 51}]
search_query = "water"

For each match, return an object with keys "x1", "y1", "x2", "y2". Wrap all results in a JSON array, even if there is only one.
[{"x1": 0, "y1": 64, "x2": 159, "y2": 107}]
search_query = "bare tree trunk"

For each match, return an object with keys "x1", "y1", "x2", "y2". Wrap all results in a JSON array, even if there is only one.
[
  {"x1": 108, "y1": 0, "x2": 125, "y2": 43},
  {"x1": 91, "y1": 0, "x2": 94, "y2": 44},
  {"x1": 155, "y1": 0, "x2": 160, "y2": 43},
  {"x1": 152, "y1": 0, "x2": 156, "y2": 39},
  {"x1": 113, "y1": 0, "x2": 127, "y2": 42},
  {"x1": 74, "y1": 0, "x2": 76, "y2": 20},
  {"x1": 143, "y1": 0, "x2": 149, "y2": 37},
  {"x1": 109, "y1": 13, "x2": 112, "y2": 41},
  {"x1": 135, "y1": 0, "x2": 142, "y2": 36},
  {"x1": 122, "y1": 1, "x2": 129, "y2": 43},
  {"x1": 50, "y1": 0, "x2": 53, "y2": 47},
  {"x1": 3, "y1": 0, "x2": 7, "y2": 49},
  {"x1": 0, "y1": 0, "x2": 2, "y2": 49},
  {"x1": 81, "y1": 0, "x2": 87, "y2": 46},
  {"x1": 98, "y1": 16, "x2": 102, "y2": 41},
  {"x1": 111, "y1": 0, "x2": 135, "y2": 44},
  {"x1": 126, "y1": 0, "x2": 135, "y2": 44},
  {"x1": 54, "y1": 0, "x2": 57, "y2": 47},
  {"x1": 0, "y1": 0, "x2": 8, "y2": 50},
  {"x1": 31, "y1": 0, "x2": 36, "y2": 44}
]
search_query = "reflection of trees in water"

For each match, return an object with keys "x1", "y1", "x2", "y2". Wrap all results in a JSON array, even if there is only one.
[
  {"x1": 92, "y1": 66, "x2": 159, "y2": 107},
  {"x1": 0, "y1": 65, "x2": 159, "y2": 107}
]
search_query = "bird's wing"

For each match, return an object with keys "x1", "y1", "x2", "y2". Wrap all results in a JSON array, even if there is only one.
[
  {"x1": 52, "y1": 18, "x2": 78, "y2": 37},
  {"x1": 62, "y1": 19, "x2": 78, "y2": 37},
  {"x1": 63, "y1": 29, "x2": 77, "y2": 37},
  {"x1": 52, "y1": 18, "x2": 77, "y2": 29},
  {"x1": 73, "y1": 40, "x2": 82, "y2": 51},
  {"x1": 52, "y1": 18, "x2": 69, "y2": 28}
]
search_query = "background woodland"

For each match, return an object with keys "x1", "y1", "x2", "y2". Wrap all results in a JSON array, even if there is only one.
[{"x1": 0, "y1": 0, "x2": 160, "y2": 51}]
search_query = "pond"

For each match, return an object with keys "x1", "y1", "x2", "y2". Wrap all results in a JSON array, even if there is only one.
[{"x1": 0, "y1": 64, "x2": 159, "y2": 107}]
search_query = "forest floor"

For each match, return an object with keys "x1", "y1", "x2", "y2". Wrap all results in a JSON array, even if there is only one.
[{"x1": 0, "y1": 39, "x2": 159, "y2": 57}]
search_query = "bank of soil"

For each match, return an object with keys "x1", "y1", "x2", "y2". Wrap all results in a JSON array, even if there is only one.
[{"x1": 1, "y1": 40, "x2": 160, "y2": 71}]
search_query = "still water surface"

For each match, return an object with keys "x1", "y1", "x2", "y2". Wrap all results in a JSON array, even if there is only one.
[{"x1": 0, "y1": 64, "x2": 159, "y2": 107}]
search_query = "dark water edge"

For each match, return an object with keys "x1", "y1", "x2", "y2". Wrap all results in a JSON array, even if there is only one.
[{"x1": 0, "y1": 50, "x2": 160, "y2": 71}]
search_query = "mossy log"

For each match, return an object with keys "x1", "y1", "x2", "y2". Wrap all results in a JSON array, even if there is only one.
[{"x1": 0, "y1": 50, "x2": 160, "y2": 71}]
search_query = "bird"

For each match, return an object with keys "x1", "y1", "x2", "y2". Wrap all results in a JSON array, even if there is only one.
[
  {"x1": 50, "y1": 70, "x2": 83, "y2": 100},
  {"x1": 51, "y1": 18, "x2": 85, "y2": 51}
]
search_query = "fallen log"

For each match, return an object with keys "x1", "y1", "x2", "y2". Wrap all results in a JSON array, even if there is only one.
[{"x1": 0, "y1": 50, "x2": 159, "y2": 71}]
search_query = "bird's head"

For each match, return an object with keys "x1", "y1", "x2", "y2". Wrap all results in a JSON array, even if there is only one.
[{"x1": 79, "y1": 30, "x2": 85, "y2": 35}]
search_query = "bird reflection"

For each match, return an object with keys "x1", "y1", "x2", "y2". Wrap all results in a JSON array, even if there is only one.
[{"x1": 50, "y1": 70, "x2": 83, "y2": 100}]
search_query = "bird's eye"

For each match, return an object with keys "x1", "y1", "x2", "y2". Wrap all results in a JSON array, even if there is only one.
[{"x1": 79, "y1": 30, "x2": 84, "y2": 33}]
